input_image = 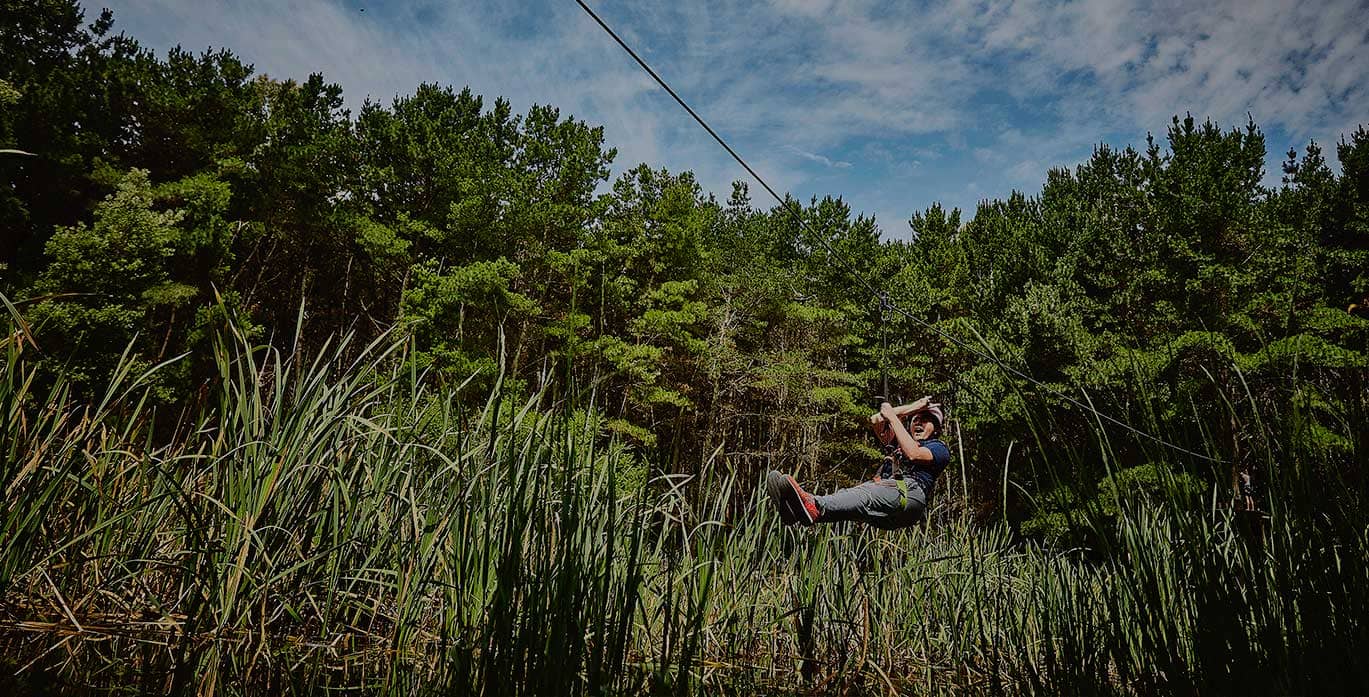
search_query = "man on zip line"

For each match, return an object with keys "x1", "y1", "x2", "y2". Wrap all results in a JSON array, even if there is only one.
[{"x1": 767, "y1": 396, "x2": 950, "y2": 529}]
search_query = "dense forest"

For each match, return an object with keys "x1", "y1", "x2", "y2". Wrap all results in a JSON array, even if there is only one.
[{"x1": 3, "y1": 2, "x2": 1368, "y2": 694}]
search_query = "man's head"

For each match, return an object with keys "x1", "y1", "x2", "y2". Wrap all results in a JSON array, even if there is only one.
[{"x1": 907, "y1": 402, "x2": 944, "y2": 440}]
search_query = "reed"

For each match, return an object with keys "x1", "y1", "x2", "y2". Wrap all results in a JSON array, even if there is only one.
[{"x1": 2, "y1": 305, "x2": 1365, "y2": 695}]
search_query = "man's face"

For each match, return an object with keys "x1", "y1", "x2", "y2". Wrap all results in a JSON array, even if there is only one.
[{"x1": 909, "y1": 413, "x2": 936, "y2": 440}]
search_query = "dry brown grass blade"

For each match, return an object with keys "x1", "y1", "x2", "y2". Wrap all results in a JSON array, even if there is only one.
[{"x1": 0, "y1": 292, "x2": 37, "y2": 353}]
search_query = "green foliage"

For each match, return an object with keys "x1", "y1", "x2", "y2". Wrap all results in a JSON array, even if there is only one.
[
  {"x1": 1096, "y1": 463, "x2": 1204, "y2": 516},
  {"x1": 26, "y1": 168, "x2": 243, "y2": 397},
  {"x1": 0, "y1": 79, "x2": 19, "y2": 108},
  {"x1": 400, "y1": 257, "x2": 538, "y2": 388},
  {"x1": 1022, "y1": 463, "x2": 1204, "y2": 547},
  {"x1": 39, "y1": 169, "x2": 185, "y2": 292}
]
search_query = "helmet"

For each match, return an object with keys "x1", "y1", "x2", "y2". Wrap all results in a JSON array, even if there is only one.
[{"x1": 909, "y1": 402, "x2": 944, "y2": 430}]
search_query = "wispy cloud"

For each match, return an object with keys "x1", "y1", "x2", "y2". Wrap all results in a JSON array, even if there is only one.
[
  {"x1": 784, "y1": 145, "x2": 853, "y2": 168},
  {"x1": 939, "y1": 0, "x2": 1369, "y2": 142}
]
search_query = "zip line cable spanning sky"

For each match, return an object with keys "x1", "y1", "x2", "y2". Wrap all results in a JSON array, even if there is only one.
[{"x1": 572, "y1": 0, "x2": 1226, "y2": 465}]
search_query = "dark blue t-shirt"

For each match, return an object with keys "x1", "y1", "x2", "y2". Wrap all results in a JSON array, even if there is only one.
[{"x1": 879, "y1": 438, "x2": 951, "y2": 495}]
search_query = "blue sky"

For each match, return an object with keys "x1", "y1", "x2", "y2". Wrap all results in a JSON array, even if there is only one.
[{"x1": 93, "y1": 0, "x2": 1368, "y2": 240}]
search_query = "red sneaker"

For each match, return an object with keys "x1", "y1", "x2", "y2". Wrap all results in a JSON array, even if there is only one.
[{"x1": 782, "y1": 474, "x2": 820, "y2": 525}]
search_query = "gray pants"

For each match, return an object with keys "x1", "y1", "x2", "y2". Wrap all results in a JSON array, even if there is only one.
[{"x1": 816, "y1": 480, "x2": 927, "y2": 529}]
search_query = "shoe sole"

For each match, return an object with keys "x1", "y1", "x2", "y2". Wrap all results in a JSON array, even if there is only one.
[
  {"x1": 771, "y1": 473, "x2": 816, "y2": 526},
  {"x1": 765, "y1": 471, "x2": 799, "y2": 526}
]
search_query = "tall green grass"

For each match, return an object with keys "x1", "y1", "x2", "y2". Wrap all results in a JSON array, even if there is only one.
[{"x1": 2, "y1": 307, "x2": 1366, "y2": 695}]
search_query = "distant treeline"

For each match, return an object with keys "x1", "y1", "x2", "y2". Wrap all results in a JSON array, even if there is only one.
[{"x1": 2, "y1": 1, "x2": 1365, "y2": 529}]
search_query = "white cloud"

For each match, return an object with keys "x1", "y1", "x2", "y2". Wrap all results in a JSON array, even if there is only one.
[
  {"x1": 784, "y1": 145, "x2": 853, "y2": 168},
  {"x1": 965, "y1": 0, "x2": 1369, "y2": 143},
  {"x1": 1007, "y1": 159, "x2": 1045, "y2": 187}
]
